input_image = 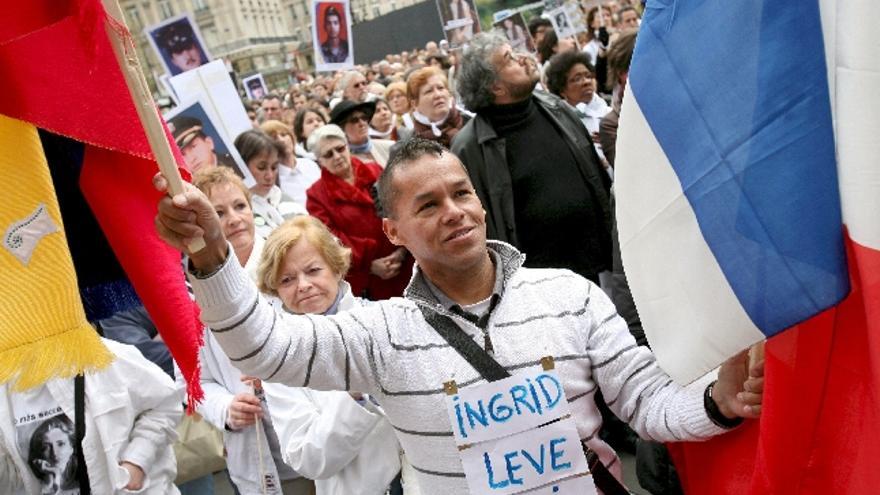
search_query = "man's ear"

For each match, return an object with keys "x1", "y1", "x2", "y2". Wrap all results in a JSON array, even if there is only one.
[{"x1": 383, "y1": 217, "x2": 404, "y2": 246}]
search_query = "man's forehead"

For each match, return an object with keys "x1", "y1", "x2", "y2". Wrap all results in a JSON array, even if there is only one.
[{"x1": 395, "y1": 153, "x2": 470, "y2": 190}]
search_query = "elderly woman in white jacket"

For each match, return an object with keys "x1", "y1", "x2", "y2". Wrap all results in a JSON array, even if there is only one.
[
  {"x1": 0, "y1": 338, "x2": 181, "y2": 494},
  {"x1": 188, "y1": 167, "x2": 313, "y2": 494},
  {"x1": 256, "y1": 215, "x2": 417, "y2": 494}
]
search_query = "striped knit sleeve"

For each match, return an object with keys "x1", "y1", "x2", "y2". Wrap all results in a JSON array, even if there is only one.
[
  {"x1": 582, "y1": 279, "x2": 725, "y2": 442},
  {"x1": 188, "y1": 247, "x2": 382, "y2": 395}
]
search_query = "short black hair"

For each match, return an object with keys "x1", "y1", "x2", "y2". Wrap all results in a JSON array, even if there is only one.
[
  {"x1": 545, "y1": 50, "x2": 594, "y2": 96},
  {"x1": 376, "y1": 138, "x2": 447, "y2": 218},
  {"x1": 527, "y1": 16, "x2": 552, "y2": 38}
]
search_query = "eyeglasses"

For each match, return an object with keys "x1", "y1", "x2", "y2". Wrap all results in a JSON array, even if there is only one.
[
  {"x1": 344, "y1": 114, "x2": 369, "y2": 125},
  {"x1": 567, "y1": 73, "x2": 595, "y2": 85},
  {"x1": 352, "y1": 81, "x2": 367, "y2": 88},
  {"x1": 320, "y1": 144, "x2": 348, "y2": 160}
]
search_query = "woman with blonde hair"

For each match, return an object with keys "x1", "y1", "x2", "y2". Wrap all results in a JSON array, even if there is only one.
[
  {"x1": 255, "y1": 216, "x2": 414, "y2": 494},
  {"x1": 384, "y1": 81, "x2": 414, "y2": 130}
]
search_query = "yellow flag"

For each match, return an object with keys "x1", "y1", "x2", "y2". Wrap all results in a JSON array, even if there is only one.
[{"x1": 0, "y1": 114, "x2": 112, "y2": 390}]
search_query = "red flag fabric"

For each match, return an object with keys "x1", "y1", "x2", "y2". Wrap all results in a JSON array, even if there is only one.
[
  {"x1": 669, "y1": 234, "x2": 880, "y2": 493},
  {"x1": 0, "y1": 0, "x2": 204, "y2": 405}
]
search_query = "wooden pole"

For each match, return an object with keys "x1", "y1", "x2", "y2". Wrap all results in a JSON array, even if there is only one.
[{"x1": 101, "y1": 0, "x2": 205, "y2": 252}]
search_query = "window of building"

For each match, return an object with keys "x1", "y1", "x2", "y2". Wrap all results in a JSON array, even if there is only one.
[
  {"x1": 193, "y1": 0, "x2": 208, "y2": 10},
  {"x1": 158, "y1": 0, "x2": 173, "y2": 19},
  {"x1": 373, "y1": 6, "x2": 380, "y2": 17},
  {"x1": 126, "y1": 6, "x2": 142, "y2": 28}
]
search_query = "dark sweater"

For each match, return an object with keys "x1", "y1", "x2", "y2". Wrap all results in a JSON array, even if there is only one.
[{"x1": 482, "y1": 97, "x2": 610, "y2": 281}]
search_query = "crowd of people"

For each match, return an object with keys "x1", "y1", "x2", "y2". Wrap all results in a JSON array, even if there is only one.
[{"x1": 2, "y1": 1, "x2": 766, "y2": 494}]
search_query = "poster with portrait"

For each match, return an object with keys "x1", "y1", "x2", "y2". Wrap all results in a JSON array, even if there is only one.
[
  {"x1": 242, "y1": 73, "x2": 268, "y2": 101},
  {"x1": 436, "y1": 0, "x2": 482, "y2": 49},
  {"x1": 311, "y1": 0, "x2": 355, "y2": 72},
  {"x1": 493, "y1": 13, "x2": 535, "y2": 53},
  {"x1": 145, "y1": 13, "x2": 212, "y2": 77},
  {"x1": 547, "y1": 6, "x2": 577, "y2": 39},
  {"x1": 169, "y1": 60, "x2": 253, "y2": 144},
  {"x1": 163, "y1": 98, "x2": 255, "y2": 187},
  {"x1": 14, "y1": 401, "x2": 80, "y2": 494}
]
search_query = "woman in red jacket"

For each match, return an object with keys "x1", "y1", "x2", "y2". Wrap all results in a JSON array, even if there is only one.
[{"x1": 304, "y1": 124, "x2": 412, "y2": 300}]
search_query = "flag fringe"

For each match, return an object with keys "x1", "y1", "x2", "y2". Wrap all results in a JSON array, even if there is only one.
[{"x1": 0, "y1": 324, "x2": 114, "y2": 391}]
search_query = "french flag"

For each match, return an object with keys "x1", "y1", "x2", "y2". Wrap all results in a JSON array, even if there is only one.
[{"x1": 616, "y1": 0, "x2": 879, "y2": 491}]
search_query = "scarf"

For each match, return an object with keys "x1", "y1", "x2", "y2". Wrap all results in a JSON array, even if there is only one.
[
  {"x1": 349, "y1": 138, "x2": 372, "y2": 155},
  {"x1": 412, "y1": 106, "x2": 465, "y2": 148}
]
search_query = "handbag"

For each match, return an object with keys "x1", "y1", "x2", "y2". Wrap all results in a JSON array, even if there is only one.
[
  {"x1": 418, "y1": 307, "x2": 631, "y2": 495},
  {"x1": 173, "y1": 411, "x2": 227, "y2": 484}
]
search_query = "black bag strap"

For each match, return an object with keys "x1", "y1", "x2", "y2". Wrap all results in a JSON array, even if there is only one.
[
  {"x1": 74, "y1": 374, "x2": 91, "y2": 495},
  {"x1": 419, "y1": 308, "x2": 510, "y2": 381},
  {"x1": 418, "y1": 305, "x2": 630, "y2": 495}
]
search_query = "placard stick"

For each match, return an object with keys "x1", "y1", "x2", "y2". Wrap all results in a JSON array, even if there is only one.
[{"x1": 101, "y1": 0, "x2": 205, "y2": 252}]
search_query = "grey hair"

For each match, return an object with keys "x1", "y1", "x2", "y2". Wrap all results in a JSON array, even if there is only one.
[
  {"x1": 307, "y1": 124, "x2": 347, "y2": 155},
  {"x1": 456, "y1": 32, "x2": 509, "y2": 112},
  {"x1": 338, "y1": 70, "x2": 363, "y2": 93}
]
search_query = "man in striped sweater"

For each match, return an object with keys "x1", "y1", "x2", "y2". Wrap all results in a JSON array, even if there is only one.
[{"x1": 154, "y1": 138, "x2": 763, "y2": 493}]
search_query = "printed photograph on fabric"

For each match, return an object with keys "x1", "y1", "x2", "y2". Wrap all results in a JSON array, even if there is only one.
[
  {"x1": 242, "y1": 73, "x2": 268, "y2": 101},
  {"x1": 311, "y1": 0, "x2": 355, "y2": 71},
  {"x1": 145, "y1": 13, "x2": 212, "y2": 77},
  {"x1": 436, "y1": 0, "x2": 482, "y2": 48},
  {"x1": 15, "y1": 409, "x2": 79, "y2": 494},
  {"x1": 164, "y1": 99, "x2": 255, "y2": 187},
  {"x1": 493, "y1": 12, "x2": 535, "y2": 53}
]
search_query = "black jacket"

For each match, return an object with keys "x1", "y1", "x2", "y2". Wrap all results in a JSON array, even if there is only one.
[{"x1": 451, "y1": 91, "x2": 613, "y2": 275}]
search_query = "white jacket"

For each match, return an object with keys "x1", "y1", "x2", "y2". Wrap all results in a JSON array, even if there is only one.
[
  {"x1": 263, "y1": 285, "x2": 406, "y2": 494},
  {"x1": 188, "y1": 235, "x2": 299, "y2": 494},
  {"x1": 0, "y1": 339, "x2": 181, "y2": 494}
]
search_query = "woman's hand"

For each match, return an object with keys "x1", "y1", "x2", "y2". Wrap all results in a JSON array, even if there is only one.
[
  {"x1": 120, "y1": 461, "x2": 145, "y2": 491},
  {"x1": 370, "y1": 249, "x2": 406, "y2": 280},
  {"x1": 226, "y1": 393, "x2": 263, "y2": 430}
]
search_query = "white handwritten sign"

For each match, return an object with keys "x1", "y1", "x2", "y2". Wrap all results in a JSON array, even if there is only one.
[
  {"x1": 445, "y1": 367, "x2": 597, "y2": 494},
  {"x1": 446, "y1": 368, "x2": 568, "y2": 446},
  {"x1": 459, "y1": 416, "x2": 590, "y2": 494}
]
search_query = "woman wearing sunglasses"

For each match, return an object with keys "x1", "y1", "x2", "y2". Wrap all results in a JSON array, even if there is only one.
[
  {"x1": 305, "y1": 124, "x2": 411, "y2": 300},
  {"x1": 329, "y1": 100, "x2": 394, "y2": 167}
]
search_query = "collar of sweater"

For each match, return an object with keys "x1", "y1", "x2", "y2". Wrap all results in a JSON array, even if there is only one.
[{"x1": 404, "y1": 240, "x2": 525, "y2": 312}]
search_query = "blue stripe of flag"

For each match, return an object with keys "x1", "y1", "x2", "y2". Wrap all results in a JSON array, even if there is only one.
[{"x1": 629, "y1": 0, "x2": 848, "y2": 335}]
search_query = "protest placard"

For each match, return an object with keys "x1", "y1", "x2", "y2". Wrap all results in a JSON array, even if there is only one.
[
  {"x1": 445, "y1": 368, "x2": 569, "y2": 446},
  {"x1": 436, "y1": 0, "x2": 482, "y2": 48},
  {"x1": 458, "y1": 416, "x2": 591, "y2": 494},
  {"x1": 445, "y1": 366, "x2": 597, "y2": 494},
  {"x1": 312, "y1": 0, "x2": 355, "y2": 71},
  {"x1": 242, "y1": 73, "x2": 268, "y2": 100},
  {"x1": 546, "y1": 7, "x2": 577, "y2": 39},
  {"x1": 493, "y1": 13, "x2": 536, "y2": 53},
  {"x1": 169, "y1": 60, "x2": 252, "y2": 149},
  {"x1": 163, "y1": 97, "x2": 254, "y2": 187},
  {"x1": 145, "y1": 13, "x2": 212, "y2": 77}
]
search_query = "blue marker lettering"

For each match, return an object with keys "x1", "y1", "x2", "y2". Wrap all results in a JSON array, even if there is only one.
[
  {"x1": 549, "y1": 437, "x2": 571, "y2": 471},
  {"x1": 504, "y1": 451, "x2": 524, "y2": 486},
  {"x1": 453, "y1": 396, "x2": 468, "y2": 439},
  {"x1": 484, "y1": 452, "x2": 509, "y2": 489},
  {"x1": 510, "y1": 385, "x2": 535, "y2": 415},
  {"x1": 521, "y1": 443, "x2": 546, "y2": 475},
  {"x1": 489, "y1": 393, "x2": 513, "y2": 422},
  {"x1": 465, "y1": 400, "x2": 489, "y2": 430},
  {"x1": 526, "y1": 378, "x2": 543, "y2": 415},
  {"x1": 536, "y1": 374, "x2": 563, "y2": 410}
]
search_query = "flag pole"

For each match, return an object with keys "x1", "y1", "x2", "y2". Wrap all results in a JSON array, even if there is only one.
[{"x1": 101, "y1": 0, "x2": 205, "y2": 253}]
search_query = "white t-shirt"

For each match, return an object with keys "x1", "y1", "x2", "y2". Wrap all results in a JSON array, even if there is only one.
[{"x1": 11, "y1": 385, "x2": 81, "y2": 494}]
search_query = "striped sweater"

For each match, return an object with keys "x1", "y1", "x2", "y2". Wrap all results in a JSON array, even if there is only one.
[{"x1": 190, "y1": 241, "x2": 724, "y2": 493}]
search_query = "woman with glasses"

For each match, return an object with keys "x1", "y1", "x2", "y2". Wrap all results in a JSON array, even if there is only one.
[
  {"x1": 329, "y1": 100, "x2": 394, "y2": 167},
  {"x1": 305, "y1": 125, "x2": 411, "y2": 300}
]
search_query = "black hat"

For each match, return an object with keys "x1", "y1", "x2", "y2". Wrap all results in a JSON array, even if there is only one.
[
  {"x1": 330, "y1": 99, "x2": 376, "y2": 126},
  {"x1": 158, "y1": 24, "x2": 196, "y2": 54},
  {"x1": 168, "y1": 115, "x2": 205, "y2": 147}
]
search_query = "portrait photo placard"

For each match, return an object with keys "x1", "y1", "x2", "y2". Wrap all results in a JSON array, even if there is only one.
[
  {"x1": 163, "y1": 97, "x2": 255, "y2": 187},
  {"x1": 493, "y1": 12, "x2": 535, "y2": 53},
  {"x1": 242, "y1": 73, "x2": 268, "y2": 101},
  {"x1": 145, "y1": 13, "x2": 212, "y2": 77},
  {"x1": 436, "y1": 0, "x2": 482, "y2": 49},
  {"x1": 311, "y1": 0, "x2": 355, "y2": 72}
]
